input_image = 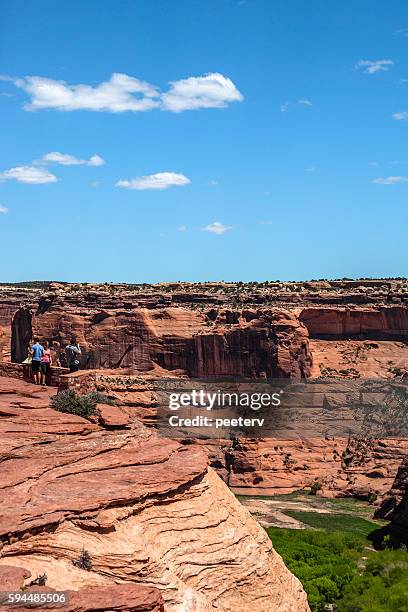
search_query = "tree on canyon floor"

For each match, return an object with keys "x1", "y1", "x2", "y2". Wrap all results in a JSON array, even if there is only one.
[{"x1": 267, "y1": 518, "x2": 408, "y2": 612}]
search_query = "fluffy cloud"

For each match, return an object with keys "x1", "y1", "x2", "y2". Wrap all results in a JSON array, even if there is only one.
[
  {"x1": 161, "y1": 73, "x2": 243, "y2": 112},
  {"x1": 355, "y1": 60, "x2": 394, "y2": 74},
  {"x1": 14, "y1": 73, "x2": 160, "y2": 112},
  {"x1": 0, "y1": 204, "x2": 8, "y2": 214},
  {"x1": 38, "y1": 152, "x2": 105, "y2": 166},
  {"x1": 372, "y1": 176, "x2": 408, "y2": 185},
  {"x1": 202, "y1": 221, "x2": 232, "y2": 234},
  {"x1": 298, "y1": 98, "x2": 312, "y2": 106},
  {"x1": 8, "y1": 72, "x2": 243, "y2": 113},
  {"x1": 116, "y1": 172, "x2": 190, "y2": 190},
  {"x1": 0, "y1": 166, "x2": 57, "y2": 184},
  {"x1": 392, "y1": 111, "x2": 408, "y2": 121}
]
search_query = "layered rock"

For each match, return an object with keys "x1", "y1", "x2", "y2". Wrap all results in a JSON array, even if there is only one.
[
  {"x1": 0, "y1": 287, "x2": 41, "y2": 361},
  {"x1": 299, "y1": 306, "x2": 408, "y2": 339},
  {"x1": 12, "y1": 297, "x2": 312, "y2": 379},
  {"x1": 2, "y1": 281, "x2": 407, "y2": 501},
  {"x1": 0, "y1": 377, "x2": 309, "y2": 611},
  {"x1": 0, "y1": 565, "x2": 164, "y2": 612}
]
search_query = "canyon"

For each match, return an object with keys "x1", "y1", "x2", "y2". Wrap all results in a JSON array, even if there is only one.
[
  {"x1": 1, "y1": 280, "x2": 406, "y2": 499},
  {"x1": 0, "y1": 279, "x2": 407, "y2": 609}
]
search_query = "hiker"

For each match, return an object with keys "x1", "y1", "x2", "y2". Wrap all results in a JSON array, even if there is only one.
[
  {"x1": 31, "y1": 337, "x2": 44, "y2": 385},
  {"x1": 40, "y1": 341, "x2": 52, "y2": 386},
  {"x1": 66, "y1": 337, "x2": 82, "y2": 373}
]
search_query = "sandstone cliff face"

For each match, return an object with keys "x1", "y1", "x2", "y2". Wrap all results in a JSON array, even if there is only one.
[
  {"x1": 0, "y1": 287, "x2": 40, "y2": 361},
  {"x1": 299, "y1": 306, "x2": 408, "y2": 339},
  {"x1": 2, "y1": 281, "x2": 408, "y2": 501},
  {"x1": 12, "y1": 294, "x2": 312, "y2": 379},
  {"x1": 0, "y1": 377, "x2": 309, "y2": 612}
]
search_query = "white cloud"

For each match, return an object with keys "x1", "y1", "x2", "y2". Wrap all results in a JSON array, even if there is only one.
[
  {"x1": 305, "y1": 166, "x2": 316, "y2": 172},
  {"x1": 116, "y1": 172, "x2": 190, "y2": 190},
  {"x1": 37, "y1": 151, "x2": 105, "y2": 166},
  {"x1": 88, "y1": 154, "x2": 105, "y2": 166},
  {"x1": 9, "y1": 72, "x2": 243, "y2": 113},
  {"x1": 0, "y1": 204, "x2": 8, "y2": 214},
  {"x1": 14, "y1": 73, "x2": 160, "y2": 112},
  {"x1": 280, "y1": 102, "x2": 289, "y2": 113},
  {"x1": 161, "y1": 72, "x2": 243, "y2": 112},
  {"x1": 298, "y1": 98, "x2": 312, "y2": 106},
  {"x1": 372, "y1": 176, "x2": 408, "y2": 185},
  {"x1": 0, "y1": 166, "x2": 57, "y2": 184},
  {"x1": 355, "y1": 60, "x2": 394, "y2": 74},
  {"x1": 178, "y1": 225, "x2": 187, "y2": 232},
  {"x1": 258, "y1": 220, "x2": 272, "y2": 225},
  {"x1": 393, "y1": 111, "x2": 408, "y2": 121},
  {"x1": 91, "y1": 180, "x2": 100, "y2": 188},
  {"x1": 202, "y1": 221, "x2": 232, "y2": 234},
  {"x1": 209, "y1": 180, "x2": 218, "y2": 186}
]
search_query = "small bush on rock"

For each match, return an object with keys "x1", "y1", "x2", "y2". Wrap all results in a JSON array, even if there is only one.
[
  {"x1": 72, "y1": 548, "x2": 93, "y2": 571},
  {"x1": 309, "y1": 481, "x2": 322, "y2": 496},
  {"x1": 86, "y1": 391, "x2": 116, "y2": 406},
  {"x1": 51, "y1": 389, "x2": 114, "y2": 419}
]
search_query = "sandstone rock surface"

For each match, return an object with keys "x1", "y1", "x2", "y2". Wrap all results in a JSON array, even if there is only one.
[{"x1": 0, "y1": 377, "x2": 309, "y2": 611}]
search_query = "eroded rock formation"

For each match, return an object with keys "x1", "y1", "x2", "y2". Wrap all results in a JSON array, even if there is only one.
[
  {"x1": 2, "y1": 280, "x2": 407, "y2": 500},
  {"x1": 0, "y1": 377, "x2": 309, "y2": 611},
  {"x1": 376, "y1": 459, "x2": 408, "y2": 534}
]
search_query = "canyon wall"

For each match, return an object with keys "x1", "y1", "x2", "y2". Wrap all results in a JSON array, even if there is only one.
[
  {"x1": 0, "y1": 287, "x2": 40, "y2": 361},
  {"x1": 12, "y1": 293, "x2": 312, "y2": 379},
  {"x1": 299, "y1": 306, "x2": 408, "y2": 339},
  {"x1": 2, "y1": 280, "x2": 408, "y2": 500}
]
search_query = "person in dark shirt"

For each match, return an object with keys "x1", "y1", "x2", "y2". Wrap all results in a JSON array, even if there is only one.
[
  {"x1": 31, "y1": 337, "x2": 44, "y2": 385},
  {"x1": 65, "y1": 337, "x2": 82, "y2": 372}
]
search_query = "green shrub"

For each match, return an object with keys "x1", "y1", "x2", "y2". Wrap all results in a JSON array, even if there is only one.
[
  {"x1": 309, "y1": 481, "x2": 322, "y2": 495},
  {"x1": 85, "y1": 391, "x2": 116, "y2": 406},
  {"x1": 72, "y1": 548, "x2": 93, "y2": 571},
  {"x1": 51, "y1": 389, "x2": 114, "y2": 419}
]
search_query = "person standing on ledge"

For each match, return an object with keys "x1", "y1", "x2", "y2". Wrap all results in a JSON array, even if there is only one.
[
  {"x1": 40, "y1": 341, "x2": 52, "y2": 386},
  {"x1": 66, "y1": 337, "x2": 82, "y2": 373},
  {"x1": 31, "y1": 337, "x2": 44, "y2": 385}
]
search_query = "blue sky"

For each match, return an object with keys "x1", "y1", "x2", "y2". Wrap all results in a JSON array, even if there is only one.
[{"x1": 0, "y1": 0, "x2": 407, "y2": 282}]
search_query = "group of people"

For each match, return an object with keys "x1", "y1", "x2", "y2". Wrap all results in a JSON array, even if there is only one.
[{"x1": 29, "y1": 337, "x2": 82, "y2": 385}]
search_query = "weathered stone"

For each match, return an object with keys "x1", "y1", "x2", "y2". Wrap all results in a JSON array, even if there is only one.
[{"x1": 0, "y1": 377, "x2": 309, "y2": 611}]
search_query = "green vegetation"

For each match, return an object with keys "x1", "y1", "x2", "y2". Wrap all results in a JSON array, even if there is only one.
[
  {"x1": 283, "y1": 510, "x2": 381, "y2": 538},
  {"x1": 267, "y1": 514, "x2": 408, "y2": 611},
  {"x1": 267, "y1": 527, "x2": 363, "y2": 611},
  {"x1": 51, "y1": 389, "x2": 115, "y2": 420},
  {"x1": 337, "y1": 549, "x2": 408, "y2": 612},
  {"x1": 72, "y1": 548, "x2": 93, "y2": 571},
  {"x1": 309, "y1": 481, "x2": 323, "y2": 495}
]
